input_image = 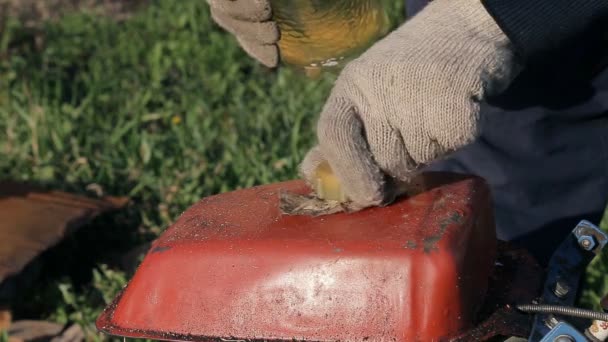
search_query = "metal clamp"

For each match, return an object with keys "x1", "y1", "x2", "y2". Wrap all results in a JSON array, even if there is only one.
[
  {"x1": 539, "y1": 322, "x2": 589, "y2": 342},
  {"x1": 528, "y1": 220, "x2": 608, "y2": 342}
]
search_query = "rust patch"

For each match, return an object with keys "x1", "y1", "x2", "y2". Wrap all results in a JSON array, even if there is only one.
[
  {"x1": 423, "y1": 211, "x2": 464, "y2": 253},
  {"x1": 151, "y1": 246, "x2": 171, "y2": 253},
  {"x1": 403, "y1": 240, "x2": 417, "y2": 249}
]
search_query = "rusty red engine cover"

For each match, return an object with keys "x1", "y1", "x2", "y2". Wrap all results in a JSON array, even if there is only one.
[{"x1": 97, "y1": 172, "x2": 497, "y2": 342}]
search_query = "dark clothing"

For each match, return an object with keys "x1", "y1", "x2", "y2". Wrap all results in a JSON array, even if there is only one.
[
  {"x1": 427, "y1": 68, "x2": 608, "y2": 266},
  {"x1": 405, "y1": 0, "x2": 608, "y2": 266},
  {"x1": 482, "y1": 0, "x2": 608, "y2": 63}
]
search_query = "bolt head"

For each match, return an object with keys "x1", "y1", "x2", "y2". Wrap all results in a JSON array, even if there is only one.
[
  {"x1": 578, "y1": 235, "x2": 596, "y2": 251},
  {"x1": 545, "y1": 316, "x2": 560, "y2": 328},
  {"x1": 554, "y1": 335, "x2": 575, "y2": 342},
  {"x1": 554, "y1": 281, "x2": 570, "y2": 298}
]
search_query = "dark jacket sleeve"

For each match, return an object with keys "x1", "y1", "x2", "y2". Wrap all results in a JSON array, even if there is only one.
[{"x1": 481, "y1": 0, "x2": 608, "y2": 62}]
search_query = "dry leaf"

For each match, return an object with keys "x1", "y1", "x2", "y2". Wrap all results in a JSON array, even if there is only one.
[
  {"x1": 0, "y1": 181, "x2": 129, "y2": 283},
  {"x1": 50, "y1": 324, "x2": 84, "y2": 342},
  {"x1": 278, "y1": 190, "x2": 351, "y2": 217},
  {"x1": 7, "y1": 320, "x2": 63, "y2": 342}
]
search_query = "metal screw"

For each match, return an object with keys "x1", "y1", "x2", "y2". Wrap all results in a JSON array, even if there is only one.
[
  {"x1": 578, "y1": 235, "x2": 596, "y2": 251},
  {"x1": 545, "y1": 316, "x2": 560, "y2": 328},
  {"x1": 554, "y1": 281, "x2": 570, "y2": 298},
  {"x1": 554, "y1": 335, "x2": 575, "y2": 342}
]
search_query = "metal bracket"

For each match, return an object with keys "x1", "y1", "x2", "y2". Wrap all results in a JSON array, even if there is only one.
[
  {"x1": 528, "y1": 220, "x2": 608, "y2": 341},
  {"x1": 539, "y1": 322, "x2": 589, "y2": 342}
]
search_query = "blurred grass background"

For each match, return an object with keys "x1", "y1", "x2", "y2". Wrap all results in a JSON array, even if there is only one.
[{"x1": 0, "y1": 0, "x2": 607, "y2": 340}]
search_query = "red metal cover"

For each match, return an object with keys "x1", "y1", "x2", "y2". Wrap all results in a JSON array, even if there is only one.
[{"x1": 97, "y1": 172, "x2": 497, "y2": 342}]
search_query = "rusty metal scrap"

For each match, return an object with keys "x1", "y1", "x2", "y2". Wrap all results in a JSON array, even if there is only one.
[{"x1": 0, "y1": 180, "x2": 128, "y2": 284}]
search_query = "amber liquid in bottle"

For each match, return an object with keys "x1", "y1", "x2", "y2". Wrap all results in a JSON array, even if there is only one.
[{"x1": 269, "y1": 0, "x2": 390, "y2": 76}]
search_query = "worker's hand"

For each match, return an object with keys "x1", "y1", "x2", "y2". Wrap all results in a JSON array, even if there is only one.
[
  {"x1": 207, "y1": 0, "x2": 279, "y2": 68},
  {"x1": 300, "y1": 0, "x2": 522, "y2": 210}
]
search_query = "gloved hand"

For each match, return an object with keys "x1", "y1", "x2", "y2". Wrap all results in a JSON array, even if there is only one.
[
  {"x1": 207, "y1": 0, "x2": 279, "y2": 68},
  {"x1": 300, "y1": 0, "x2": 523, "y2": 210}
]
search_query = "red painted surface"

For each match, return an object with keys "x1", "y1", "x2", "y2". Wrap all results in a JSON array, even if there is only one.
[{"x1": 97, "y1": 172, "x2": 497, "y2": 342}]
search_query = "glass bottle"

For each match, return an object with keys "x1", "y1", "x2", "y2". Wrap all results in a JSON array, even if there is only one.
[{"x1": 269, "y1": 0, "x2": 391, "y2": 76}]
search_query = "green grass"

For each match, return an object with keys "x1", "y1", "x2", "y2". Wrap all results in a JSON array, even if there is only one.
[
  {"x1": 1, "y1": 0, "x2": 607, "y2": 340},
  {"x1": 0, "y1": 0, "x2": 405, "y2": 340}
]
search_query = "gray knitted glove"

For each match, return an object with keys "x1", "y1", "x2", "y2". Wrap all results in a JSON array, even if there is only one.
[
  {"x1": 207, "y1": 0, "x2": 279, "y2": 67},
  {"x1": 300, "y1": 0, "x2": 522, "y2": 210}
]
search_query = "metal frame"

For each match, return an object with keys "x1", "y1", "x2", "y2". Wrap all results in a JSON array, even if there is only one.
[
  {"x1": 529, "y1": 220, "x2": 608, "y2": 342},
  {"x1": 539, "y1": 322, "x2": 588, "y2": 342}
]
